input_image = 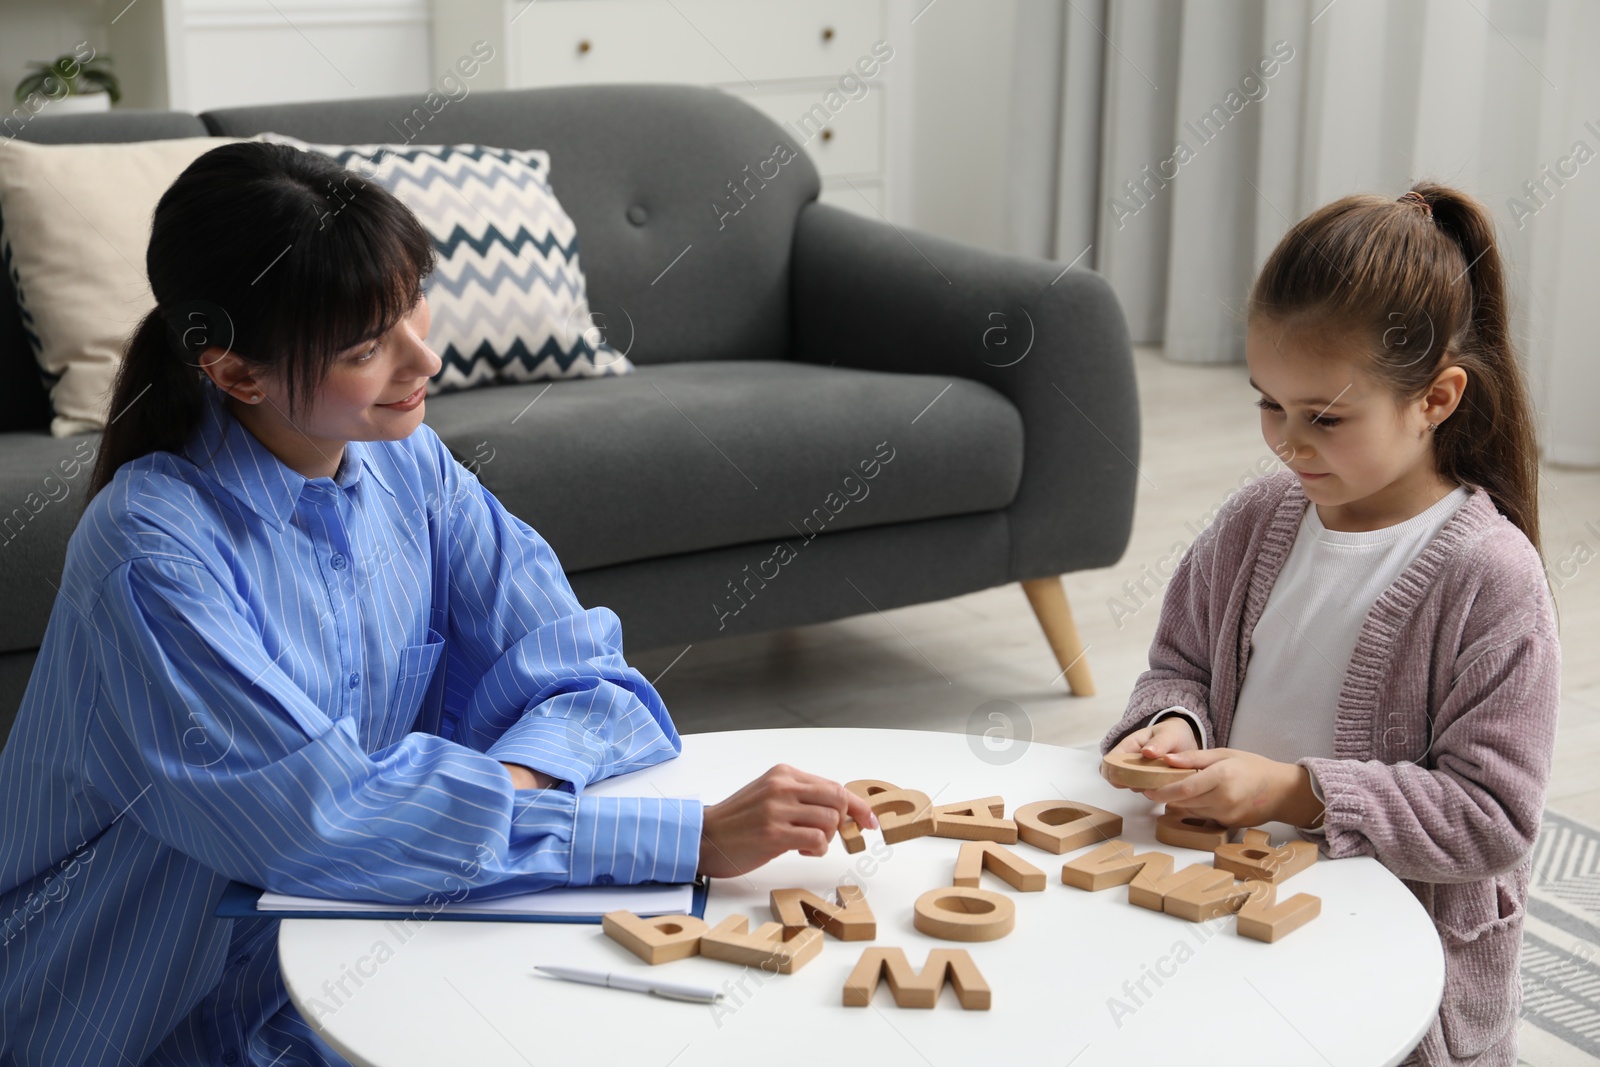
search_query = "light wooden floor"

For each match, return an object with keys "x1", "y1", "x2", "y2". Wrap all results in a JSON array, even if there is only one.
[{"x1": 630, "y1": 345, "x2": 1600, "y2": 823}]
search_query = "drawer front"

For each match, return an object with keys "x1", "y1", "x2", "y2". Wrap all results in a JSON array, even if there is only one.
[
  {"x1": 730, "y1": 87, "x2": 883, "y2": 178},
  {"x1": 505, "y1": 0, "x2": 885, "y2": 88}
]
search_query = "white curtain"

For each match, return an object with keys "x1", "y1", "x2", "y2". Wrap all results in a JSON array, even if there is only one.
[{"x1": 1019, "y1": 0, "x2": 1599, "y2": 467}]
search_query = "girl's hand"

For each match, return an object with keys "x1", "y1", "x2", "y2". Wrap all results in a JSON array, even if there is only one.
[
  {"x1": 1102, "y1": 717, "x2": 1199, "y2": 788},
  {"x1": 697, "y1": 764, "x2": 879, "y2": 879},
  {"x1": 1141, "y1": 748, "x2": 1322, "y2": 828}
]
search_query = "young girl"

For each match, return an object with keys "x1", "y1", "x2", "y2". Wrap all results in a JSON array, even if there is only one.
[
  {"x1": 0, "y1": 141, "x2": 875, "y2": 1067},
  {"x1": 1101, "y1": 182, "x2": 1559, "y2": 1067}
]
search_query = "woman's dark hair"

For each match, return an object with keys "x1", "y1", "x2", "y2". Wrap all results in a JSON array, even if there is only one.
[
  {"x1": 86, "y1": 141, "x2": 436, "y2": 503},
  {"x1": 1248, "y1": 180, "x2": 1542, "y2": 556}
]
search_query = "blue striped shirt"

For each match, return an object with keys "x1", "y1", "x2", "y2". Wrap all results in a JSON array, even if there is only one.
[{"x1": 0, "y1": 380, "x2": 702, "y2": 1066}]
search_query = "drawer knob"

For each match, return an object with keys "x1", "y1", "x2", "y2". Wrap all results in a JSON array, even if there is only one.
[
  {"x1": 577, "y1": 39, "x2": 592, "y2": 55},
  {"x1": 820, "y1": 128, "x2": 834, "y2": 142},
  {"x1": 822, "y1": 26, "x2": 835, "y2": 41}
]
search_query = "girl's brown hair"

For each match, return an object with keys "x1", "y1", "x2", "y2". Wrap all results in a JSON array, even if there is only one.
[{"x1": 1248, "y1": 180, "x2": 1542, "y2": 556}]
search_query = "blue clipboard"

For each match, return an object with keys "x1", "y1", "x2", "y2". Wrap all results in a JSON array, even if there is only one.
[{"x1": 214, "y1": 877, "x2": 710, "y2": 926}]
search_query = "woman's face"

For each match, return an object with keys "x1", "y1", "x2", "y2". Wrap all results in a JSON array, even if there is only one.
[
  {"x1": 297, "y1": 292, "x2": 441, "y2": 443},
  {"x1": 209, "y1": 293, "x2": 442, "y2": 481}
]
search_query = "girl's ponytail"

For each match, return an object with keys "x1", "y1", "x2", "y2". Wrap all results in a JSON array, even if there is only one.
[
  {"x1": 1250, "y1": 180, "x2": 1543, "y2": 556},
  {"x1": 1417, "y1": 182, "x2": 1541, "y2": 555}
]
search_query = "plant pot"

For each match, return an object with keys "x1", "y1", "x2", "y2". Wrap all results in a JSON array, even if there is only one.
[{"x1": 45, "y1": 93, "x2": 111, "y2": 115}]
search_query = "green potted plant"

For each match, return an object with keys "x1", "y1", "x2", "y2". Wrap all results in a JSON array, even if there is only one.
[{"x1": 13, "y1": 52, "x2": 121, "y2": 114}]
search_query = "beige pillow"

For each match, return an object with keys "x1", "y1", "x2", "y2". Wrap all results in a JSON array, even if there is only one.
[{"x1": 0, "y1": 136, "x2": 242, "y2": 436}]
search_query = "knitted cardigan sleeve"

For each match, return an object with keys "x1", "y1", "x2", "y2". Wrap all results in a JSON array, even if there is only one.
[
  {"x1": 1300, "y1": 528, "x2": 1560, "y2": 882},
  {"x1": 1098, "y1": 483, "x2": 1249, "y2": 756}
]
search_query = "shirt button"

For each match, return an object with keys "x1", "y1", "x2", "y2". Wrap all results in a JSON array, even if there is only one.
[
  {"x1": 348, "y1": 672, "x2": 359, "y2": 689},
  {"x1": 234, "y1": 954, "x2": 251, "y2": 966},
  {"x1": 595, "y1": 874, "x2": 615, "y2": 886},
  {"x1": 331, "y1": 553, "x2": 347, "y2": 570},
  {"x1": 223, "y1": 1053, "x2": 237, "y2": 1065}
]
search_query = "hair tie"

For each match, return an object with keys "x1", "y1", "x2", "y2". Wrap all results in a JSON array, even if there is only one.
[{"x1": 1398, "y1": 190, "x2": 1432, "y2": 218}]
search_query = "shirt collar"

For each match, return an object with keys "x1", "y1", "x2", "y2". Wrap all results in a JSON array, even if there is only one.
[{"x1": 183, "y1": 380, "x2": 397, "y2": 530}]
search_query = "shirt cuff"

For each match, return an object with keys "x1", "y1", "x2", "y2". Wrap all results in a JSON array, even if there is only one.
[
  {"x1": 485, "y1": 714, "x2": 602, "y2": 792},
  {"x1": 1150, "y1": 706, "x2": 1209, "y2": 749},
  {"x1": 567, "y1": 795, "x2": 704, "y2": 887}
]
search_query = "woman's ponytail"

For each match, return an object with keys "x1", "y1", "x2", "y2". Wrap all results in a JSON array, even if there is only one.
[{"x1": 86, "y1": 310, "x2": 207, "y2": 503}]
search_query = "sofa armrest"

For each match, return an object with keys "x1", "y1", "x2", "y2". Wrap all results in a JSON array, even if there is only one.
[{"x1": 790, "y1": 202, "x2": 1139, "y2": 581}]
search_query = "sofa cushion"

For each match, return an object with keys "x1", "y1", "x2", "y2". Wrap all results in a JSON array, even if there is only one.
[
  {"x1": 256, "y1": 134, "x2": 633, "y2": 393},
  {"x1": 423, "y1": 360, "x2": 1024, "y2": 573},
  {"x1": 0, "y1": 430, "x2": 99, "y2": 654},
  {"x1": 0, "y1": 112, "x2": 214, "y2": 436},
  {"x1": 0, "y1": 136, "x2": 243, "y2": 436}
]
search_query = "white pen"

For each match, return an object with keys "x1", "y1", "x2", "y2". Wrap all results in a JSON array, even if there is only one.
[{"x1": 535, "y1": 965, "x2": 724, "y2": 1004}]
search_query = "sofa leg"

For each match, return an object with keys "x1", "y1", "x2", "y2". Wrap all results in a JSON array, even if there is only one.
[{"x1": 1020, "y1": 576, "x2": 1095, "y2": 697}]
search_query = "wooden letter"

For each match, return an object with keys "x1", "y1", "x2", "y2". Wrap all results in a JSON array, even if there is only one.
[
  {"x1": 930, "y1": 797, "x2": 1018, "y2": 843},
  {"x1": 1155, "y1": 811, "x2": 1232, "y2": 851},
  {"x1": 601, "y1": 910, "x2": 709, "y2": 965},
  {"x1": 1101, "y1": 751, "x2": 1197, "y2": 790},
  {"x1": 843, "y1": 947, "x2": 990, "y2": 1010},
  {"x1": 1127, "y1": 859, "x2": 1207, "y2": 912},
  {"x1": 700, "y1": 914, "x2": 823, "y2": 974},
  {"x1": 912, "y1": 885, "x2": 1016, "y2": 942},
  {"x1": 839, "y1": 779, "x2": 902, "y2": 852},
  {"x1": 1163, "y1": 868, "x2": 1255, "y2": 922},
  {"x1": 1060, "y1": 840, "x2": 1170, "y2": 892},
  {"x1": 863, "y1": 789, "x2": 935, "y2": 844},
  {"x1": 1236, "y1": 881, "x2": 1322, "y2": 943},
  {"x1": 952, "y1": 840, "x2": 1046, "y2": 892},
  {"x1": 1012, "y1": 799, "x2": 1123, "y2": 855},
  {"x1": 1213, "y1": 828, "x2": 1318, "y2": 883},
  {"x1": 769, "y1": 885, "x2": 876, "y2": 941}
]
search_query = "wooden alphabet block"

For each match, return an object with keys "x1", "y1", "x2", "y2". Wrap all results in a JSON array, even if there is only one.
[
  {"x1": 862, "y1": 788, "x2": 936, "y2": 844},
  {"x1": 1236, "y1": 882, "x2": 1322, "y2": 943},
  {"x1": 1060, "y1": 840, "x2": 1170, "y2": 892},
  {"x1": 1101, "y1": 751, "x2": 1197, "y2": 790},
  {"x1": 601, "y1": 910, "x2": 710, "y2": 965},
  {"x1": 769, "y1": 885, "x2": 876, "y2": 941},
  {"x1": 700, "y1": 914, "x2": 823, "y2": 974},
  {"x1": 1162, "y1": 868, "x2": 1255, "y2": 922},
  {"x1": 1155, "y1": 811, "x2": 1232, "y2": 851},
  {"x1": 839, "y1": 818, "x2": 866, "y2": 854},
  {"x1": 839, "y1": 779, "x2": 912, "y2": 850},
  {"x1": 845, "y1": 779, "x2": 900, "y2": 799},
  {"x1": 912, "y1": 885, "x2": 1016, "y2": 942},
  {"x1": 1213, "y1": 829, "x2": 1318, "y2": 883},
  {"x1": 872, "y1": 791, "x2": 937, "y2": 844},
  {"x1": 843, "y1": 947, "x2": 990, "y2": 1010},
  {"x1": 930, "y1": 797, "x2": 1018, "y2": 843},
  {"x1": 1012, "y1": 799, "x2": 1123, "y2": 855},
  {"x1": 952, "y1": 840, "x2": 1046, "y2": 892},
  {"x1": 1127, "y1": 859, "x2": 1207, "y2": 912}
]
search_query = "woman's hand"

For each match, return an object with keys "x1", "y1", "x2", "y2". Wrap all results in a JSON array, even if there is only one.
[
  {"x1": 697, "y1": 764, "x2": 879, "y2": 879},
  {"x1": 500, "y1": 762, "x2": 558, "y2": 790},
  {"x1": 1140, "y1": 748, "x2": 1324, "y2": 828},
  {"x1": 1102, "y1": 717, "x2": 1199, "y2": 787}
]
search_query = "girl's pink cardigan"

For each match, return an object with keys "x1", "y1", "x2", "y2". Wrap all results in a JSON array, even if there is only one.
[{"x1": 1102, "y1": 470, "x2": 1560, "y2": 1066}]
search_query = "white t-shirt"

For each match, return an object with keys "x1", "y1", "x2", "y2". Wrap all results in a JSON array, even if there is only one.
[{"x1": 1226, "y1": 485, "x2": 1471, "y2": 763}]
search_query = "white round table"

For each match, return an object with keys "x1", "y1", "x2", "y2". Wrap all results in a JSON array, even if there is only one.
[{"x1": 279, "y1": 728, "x2": 1444, "y2": 1066}]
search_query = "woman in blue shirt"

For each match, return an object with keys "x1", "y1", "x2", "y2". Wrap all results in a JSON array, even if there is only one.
[{"x1": 0, "y1": 141, "x2": 875, "y2": 1067}]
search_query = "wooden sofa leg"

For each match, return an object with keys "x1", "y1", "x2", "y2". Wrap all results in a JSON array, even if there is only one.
[{"x1": 1020, "y1": 577, "x2": 1095, "y2": 697}]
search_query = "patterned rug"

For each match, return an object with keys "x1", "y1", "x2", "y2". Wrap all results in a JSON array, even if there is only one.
[{"x1": 1519, "y1": 808, "x2": 1600, "y2": 1066}]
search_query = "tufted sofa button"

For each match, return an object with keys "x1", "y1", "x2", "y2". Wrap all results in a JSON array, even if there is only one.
[{"x1": 626, "y1": 204, "x2": 648, "y2": 226}]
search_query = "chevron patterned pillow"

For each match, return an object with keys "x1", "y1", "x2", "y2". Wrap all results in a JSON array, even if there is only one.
[{"x1": 256, "y1": 133, "x2": 633, "y2": 393}]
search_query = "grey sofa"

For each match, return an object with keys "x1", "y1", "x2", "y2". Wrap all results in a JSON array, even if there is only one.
[{"x1": 0, "y1": 84, "x2": 1138, "y2": 748}]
